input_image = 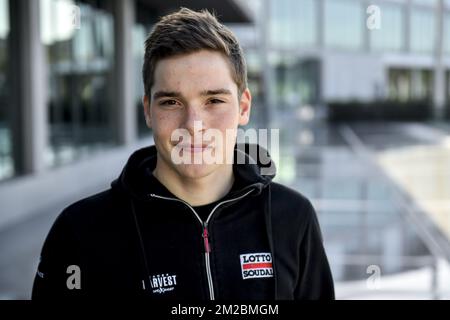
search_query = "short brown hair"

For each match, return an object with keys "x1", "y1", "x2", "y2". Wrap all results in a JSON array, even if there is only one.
[{"x1": 142, "y1": 8, "x2": 247, "y2": 98}]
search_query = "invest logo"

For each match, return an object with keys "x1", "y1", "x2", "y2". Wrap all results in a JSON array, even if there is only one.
[{"x1": 149, "y1": 273, "x2": 177, "y2": 294}]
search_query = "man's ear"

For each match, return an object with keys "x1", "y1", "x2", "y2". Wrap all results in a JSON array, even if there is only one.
[
  {"x1": 238, "y1": 88, "x2": 252, "y2": 126},
  {"x1": 143, "y1": 95, "x2": 152, "y2": 128}
]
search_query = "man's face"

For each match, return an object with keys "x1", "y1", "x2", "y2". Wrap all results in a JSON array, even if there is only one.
[{"x1": 143, "y1": 49, "x2": 251, "y2": 180}]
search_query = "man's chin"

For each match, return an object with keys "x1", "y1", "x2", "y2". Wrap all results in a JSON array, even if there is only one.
[{"x1": 174, "y1": 163, "x2": 218, "y2": 180}]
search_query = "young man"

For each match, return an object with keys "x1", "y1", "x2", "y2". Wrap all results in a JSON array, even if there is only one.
[{"x1": 32, "y1": 8, "x2": 334, "y2": 300}]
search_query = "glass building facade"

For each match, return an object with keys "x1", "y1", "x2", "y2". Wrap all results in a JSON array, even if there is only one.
[
  {"x1": 132, "y1": 23, "x2": 147, "y2": 137},
  {"x1": 410, "y1": 8, "x2": 435, "y2": 54},
  {"x1": 269, "y1": 0, "x2": 317, "y2": 49},
  {"x1": 40, "y1": 0, "x2": 116, "y2": 167},
  {"x1": 388, "y1": 69, "x2": 433, "y2": 102},
  {"x1": 370, "y1": 1, "x2": 404, "y2": 52},
  {"x1": 268, "y1": 52, "x2": 320, "y2": 111},
  {"x1": 133, "y1": 4, "x2": 157, "y2": 137},
  {"x1": 324, "y1": 0, "x2": 363, "y2": 50},
  {"x1": 251, "y1": 0, "x2": 450, "y2": 118},
  {"x1": 0, "y1": 0, "x2": 12, "y2": 180},
  {"x1": 445, "y1": 13, "x2": 450, "y2": 54},
  {"x1": 265, "y1": 0, "x2": 447, "y2": 55},
  {"x1": 447, "y1": 71, "x2": 450, "y2": 103}
]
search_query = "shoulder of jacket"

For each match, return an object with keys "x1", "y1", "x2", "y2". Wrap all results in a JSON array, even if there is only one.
[
  {"x1": 58, "y1": 189, "x2": 116, "y2": 226},
  {"x1": 269, "y1": 182, "x2": 316, "y2": 222},
  {"x1": 270, "y1": 182, "x2": 314, "y2": 209}
]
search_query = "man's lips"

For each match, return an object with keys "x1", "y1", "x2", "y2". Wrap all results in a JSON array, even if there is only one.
[{"x1": 176, "y1": 144, "x2": 213, "y2": 153}]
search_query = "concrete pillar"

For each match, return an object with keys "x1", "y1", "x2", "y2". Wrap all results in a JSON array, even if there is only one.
[
  {"x1": 363, "y1": 0, "x2": 371, "y2": 52},
  {"x1": 114, "y1": 0, "x2": 137, "y2": 145},
  {"x1": 403, "y1": 0, "x2": 411, "y2": 53},
  {"x1": 260, "y1": 0, "x2": 275, "y2": 128},
  {"x1": 9, "y1": 0, "x2": 47, "y2": 175},
  {"x1": 317, "y1": 0, "x2": 325, "y2": 49},
  {"x1": 433, "y1": 0, "x2": 445, "y2": 120}
]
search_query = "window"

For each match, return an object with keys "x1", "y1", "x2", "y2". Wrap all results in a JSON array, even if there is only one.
[
  {"x1": 40, "y1": 0, "x2": 116, "y2": 167},
  {"x1": 0, "y1": 0, "x2": 13, "y2": 180},
  {"x1": 410, "y1": 9, "x2": 435, "y2": 53},
  {"x1": 270, "y1": 52, "x2": 320, "y2": 111},
  {"x1": 133, "y1": 4, "x2": 158, "y2": 137},
  {"x1": 269, "y1": 0, "x2": 317, "y2": 49},
  {"x1": 446, "y1": 71, "x2": 450, "y2": 106},
  {"x1": 370, "y1": 2, "x2": 404, "y2": 52},
  {"x1": 133, "y1": 23, "x2": 150, "y2": 137},
  {"x1": 444, "y1": 13, "x2": 450, "y2": 54},
  {"x1": 324, "y1": 0, "x2": 363, "y2": 50},
  {"x1": 243, "y1": 49, "x2": 266, "y2": 128},
  {"x1": 388, "y1": 68, "x2": 433, "y2": 101},
  {"x1": 413, "y1": 0, "x2": 438, "y2": 7}
]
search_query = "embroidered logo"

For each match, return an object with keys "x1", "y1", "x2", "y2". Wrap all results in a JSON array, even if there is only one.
[
  {"x1": 149, "y1": 273, "x2": 177, "y2": 294},
  {"x1": 240, "y1": 252, "x2": 273, "y2": 279}
]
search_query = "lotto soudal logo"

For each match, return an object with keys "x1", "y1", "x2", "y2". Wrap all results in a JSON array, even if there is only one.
[
  {"x1": 149, "y1": 273, "x2": 177, "y2": 294},
  {"x1": 240, "y1": 252, "x2": 273, "y2": 279}
]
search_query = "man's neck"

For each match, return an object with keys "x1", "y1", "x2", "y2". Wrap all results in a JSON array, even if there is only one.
[{"x1": 153, "y1": 157, "x2": 234, "y2": 207}]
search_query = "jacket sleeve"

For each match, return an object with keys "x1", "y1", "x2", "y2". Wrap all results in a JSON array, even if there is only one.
[
  {"x1": 294, "y1": 200, "x2": 335, "y2": 300},
  {"x1": 31, "y1": 210, "x2": 83, "y2": 299}
]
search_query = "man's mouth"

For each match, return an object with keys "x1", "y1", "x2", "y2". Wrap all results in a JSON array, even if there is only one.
[{"x1": 177, "y1": 144, "x2": 213, "y2": 153}]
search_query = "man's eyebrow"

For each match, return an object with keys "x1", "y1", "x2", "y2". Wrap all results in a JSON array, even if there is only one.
[
  {"x1": 200, "y1": 88, "x2": 232, "y2": 96},
  {"x1": 152, "y1": 91, "x2": 182, "y2": 100},
  {"x1": 152, "y1": 89, "x2": 232, "y2": 100}
]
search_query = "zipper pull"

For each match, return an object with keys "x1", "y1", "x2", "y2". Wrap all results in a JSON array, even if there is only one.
[{"x1": 202, "y1": 225, "x2": 211, "y2": 253}]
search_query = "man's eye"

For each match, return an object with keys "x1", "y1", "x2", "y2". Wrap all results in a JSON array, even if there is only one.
[
  {"x1": 159, "y1": 100, "x2": 179, "y2": 106},
  {"x1": 208, "y1": 98, "x2": 225, "y2": 104}
]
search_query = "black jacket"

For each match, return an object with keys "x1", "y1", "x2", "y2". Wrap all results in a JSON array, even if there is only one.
[{"x1": 32, "y1": 144, "x2": 334, "y2": 300}]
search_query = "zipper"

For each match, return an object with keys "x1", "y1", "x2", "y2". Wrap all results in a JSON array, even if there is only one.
[
  {"x1": 149, "y1": 189, "x2": 254, "y2": 300},
  {"x1": 202, "y1": 224, "x2": 214, "y2": 300}
]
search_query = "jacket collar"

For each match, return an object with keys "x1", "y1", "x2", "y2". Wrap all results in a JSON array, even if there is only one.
[{"x1": 111, "y1": 143, "x2": 276, "y2": 202}]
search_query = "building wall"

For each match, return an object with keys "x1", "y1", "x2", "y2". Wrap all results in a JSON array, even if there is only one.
[
  {"x1": 249, "y1": 0, "x2": 450, "y2": 122},
  {"x1": 322, "y1": 52, "x2": 386, "y2": 102}
]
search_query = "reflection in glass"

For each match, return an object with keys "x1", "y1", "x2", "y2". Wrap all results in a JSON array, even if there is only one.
[
  {"x1": 447, "y1": 71, "x2": 450, "y2": 104},
  {"x1": 270, "y1": 53, "x2": 320, "y2": 111},
  {"x1": 133, "y1": 23, "x2": 151, "y2": 137},
  {"x1": 133, "y1": 4, "x2": 158, "y2": 138},
  {"x1": 370, "y1": 2, "x2": 404, "y2": 52},
  {"x1": 269, "y1": 0, "x2": 316, "y2": 49},
  {"x1": 242, "y1": 49, "x2": 265, "y2": 128},
  {"x1": 388, "y1": 69, "x2": 433, "y2": 101},
  {"x1": 410, "y1": 9, "x2": 435, "y2": 53},
  {"x1": 324, "y1": 0, "x2": 363, "y2": 50},
  {"x1": 413, "y1": 0, "x2": 438, "y2": 6},
  {"x1": 0, "y1": 0, "x2": 13, "y2": 180},
  {"x1": 40, "y1": 0, "x2": 116, "y2": 167},
  {"x1": 445, "y1": 13, "x2": 450, "y2": 54}
]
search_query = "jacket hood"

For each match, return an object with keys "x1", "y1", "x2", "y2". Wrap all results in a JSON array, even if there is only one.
[{"x1": 111, "y1": 143, "x2": 276, "y2": 201}]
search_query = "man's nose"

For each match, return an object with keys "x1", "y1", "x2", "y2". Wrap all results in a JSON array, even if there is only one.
[{"x1": 183, "y1": 105, "x2": 205, "y2": 136}]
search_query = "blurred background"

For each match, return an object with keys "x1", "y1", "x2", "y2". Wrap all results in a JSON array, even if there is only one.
[{"x1": 1, "y1": 0, "x2": 450, "y2": 299}]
